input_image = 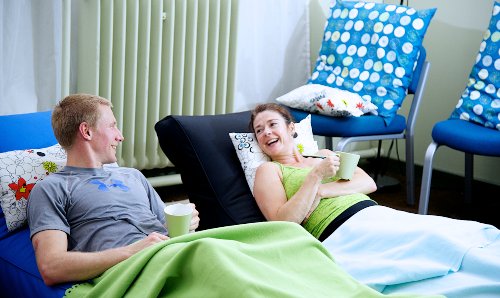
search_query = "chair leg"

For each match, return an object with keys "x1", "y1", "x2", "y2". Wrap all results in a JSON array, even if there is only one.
[
  {"x1": 372, "y1": 140, "x2": 383, "y2": 183},
  {"x1": 325, "y1": 137, "x2": 333, "y2": 150},
  {"x1": 406, "y1": 135, "x2": 415, "y2": 206},
  {"x1": 418, "y1": 141, "x2": 439, "y2": 215},
  {"x1": 465, "y1": 153, "x2": 473, "y2": 204}
]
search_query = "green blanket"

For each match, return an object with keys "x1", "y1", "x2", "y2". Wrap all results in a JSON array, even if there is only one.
[{"x1": 64, "y1": 222, "x2": 443, "y2": 298}]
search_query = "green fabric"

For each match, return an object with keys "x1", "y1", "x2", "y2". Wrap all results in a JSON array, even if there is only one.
[
  {"x1": 277, "y1": 162, "x2": 375, "y2": 238},
  {"x1": 63, "y1": 222, "x2": 441, "y2": 298}
]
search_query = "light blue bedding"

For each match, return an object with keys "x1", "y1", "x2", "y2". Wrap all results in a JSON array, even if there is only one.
[
  {"x1": 384, "y1": 236, "x2": 500, "y2": 298},
  {"x1": 322, "y1": 206, "x2": 500, "y2": 297}
]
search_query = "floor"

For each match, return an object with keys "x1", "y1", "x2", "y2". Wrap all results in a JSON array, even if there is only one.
[
  {"x1": 362, "y1": 158, "x2": 500, "y2": 229},
  {"x1": 156, "y1": 158, "x2": 500, "y2": 229}
]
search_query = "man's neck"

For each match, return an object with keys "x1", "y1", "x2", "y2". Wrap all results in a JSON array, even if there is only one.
[{"x1": 65, "y1": 148, "x2": 103, "y2": 169}]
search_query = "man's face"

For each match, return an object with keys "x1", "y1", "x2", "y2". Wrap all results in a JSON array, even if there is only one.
[{"x1": 91, "y1": 105, "x2": 124, "y2": 165}]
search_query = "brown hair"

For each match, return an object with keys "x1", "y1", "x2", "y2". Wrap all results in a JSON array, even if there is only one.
[
  {"x1": 52, "y1": 94, "x2": 112, "y2": 149},
  {"x1": 249, "y1": 103, "x2": 295, "y2": 133}
]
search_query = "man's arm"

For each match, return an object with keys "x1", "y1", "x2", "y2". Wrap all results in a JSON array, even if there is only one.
[{"x1": 32, "y1": 229, "x2": 168, "y2": 286}]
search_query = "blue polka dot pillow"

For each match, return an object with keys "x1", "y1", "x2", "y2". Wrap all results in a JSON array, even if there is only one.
[
  {"x1": 309, "y1": 0, "x2": 436, "y2": 125},
  {"x1": 450, "y1": 1, "x2": 500, "y2": 130}
]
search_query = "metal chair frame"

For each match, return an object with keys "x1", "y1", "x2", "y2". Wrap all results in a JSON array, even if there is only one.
[{"x1": 328, "y1": 60, "x2": 431, "y2": 206}]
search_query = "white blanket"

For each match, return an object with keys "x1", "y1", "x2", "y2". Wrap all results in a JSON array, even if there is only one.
[{"x1": 323, "y1": 206, "x2": 500, "y2": 297}]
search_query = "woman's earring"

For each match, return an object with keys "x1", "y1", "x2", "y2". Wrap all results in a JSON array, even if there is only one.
[{"x1": 293, "y1": 132, "x2": 298, "y2": 138}]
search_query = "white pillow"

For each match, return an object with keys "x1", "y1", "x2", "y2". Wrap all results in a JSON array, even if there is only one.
[
  {"x1": 229, "y1": 114, "x2": 318, "y2": 194},
  {"x1": 276, "y1": 84, "x2": 378, "y2": 117},
  {"x1": 0, "y1": 144, "x2": 66, "y2": 231}
]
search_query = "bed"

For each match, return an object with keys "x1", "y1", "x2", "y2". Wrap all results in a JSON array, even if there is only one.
[
  {"x1": 3, "y1": 111, "x2": 443, "y2": 298},
  {"x1": 1, "y1": 111, "x2": 498, "y2": 297},
  {"x1": 2, "y1": 110, "x2": 499, "y2": 297},
  {"x1": 154, "y1": 110, "x2": 500, "y2": 298}
]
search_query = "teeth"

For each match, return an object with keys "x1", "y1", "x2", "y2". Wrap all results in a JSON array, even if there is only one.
[{"x1": 267, "y1": 139, "x2": 278, "y2": 145}]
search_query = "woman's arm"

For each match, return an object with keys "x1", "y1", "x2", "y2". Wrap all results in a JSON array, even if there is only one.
[
  {"x1": 32, "y1": 229, "x2": 168, "y2": 286},
  {"x1": 253, "y1": 157, "x2": 337, "y2": 224},
  {"x1": 317, "y1": 167, "x2": 377, "y2": 198}
]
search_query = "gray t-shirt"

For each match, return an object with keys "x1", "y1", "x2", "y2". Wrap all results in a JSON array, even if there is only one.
[{"x1": 27, "y1": 165, "x2": 168, "y2": 252}]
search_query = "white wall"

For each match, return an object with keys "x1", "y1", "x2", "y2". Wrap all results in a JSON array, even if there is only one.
[
  {"x1": 232, "y1": 0, "x2": 311, "y2": 112},
  {"x1": 308, "y1": 0, "x2": 500, "y2": 186}
]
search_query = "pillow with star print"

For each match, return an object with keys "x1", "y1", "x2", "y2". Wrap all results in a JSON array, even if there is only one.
[
  {"x1": 0, "y1": 144, "x2": 66, "y2": 231},
  {"x1": 276, "y1": 83, "x2": 378, "y2": 117},
  {"x1": 309, "y1": 0, "x2": 436, "y2": 125}
]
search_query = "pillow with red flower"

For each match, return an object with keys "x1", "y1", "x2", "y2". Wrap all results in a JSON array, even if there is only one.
[
  {"x1": 276, "y1": 84, "x2": 378, "y2": 117},
  {"x1": 0, "y1": 144, "x2": 66, "y2": 231}
]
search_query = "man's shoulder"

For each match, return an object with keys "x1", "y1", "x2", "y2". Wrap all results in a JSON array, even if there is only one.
[
  {"x1": 105, "y1": 165, "x2": 144, "y2": 178},
  {"x1": 35, "y1": 170, "x2": 67, "y2": 186}
]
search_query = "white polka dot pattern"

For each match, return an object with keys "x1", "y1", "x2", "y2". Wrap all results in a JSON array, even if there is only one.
[
  {"x1": 309, "y1": 0, "x2": 436, "y2": 125},
  {"x1": 450, "y1": 1, "x2": 500, "y2": 131}
]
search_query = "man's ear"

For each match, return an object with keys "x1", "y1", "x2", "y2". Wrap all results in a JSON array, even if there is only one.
[{"x1": 79, "y1": 122, "x2": 92, "y2": 140}]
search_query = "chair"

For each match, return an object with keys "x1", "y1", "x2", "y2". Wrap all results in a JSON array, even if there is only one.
[
  {"x1": 289, "y1": 48, "x2": 430, "y2": 206},
  {"x1": 418, "y1": 0, "x2": 500, "y2": 215},
  {"x1": 418, "y1": 120, "x2": 500, "y2": 215}
]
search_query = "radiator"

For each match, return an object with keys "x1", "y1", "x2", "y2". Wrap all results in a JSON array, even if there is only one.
[{"x1": 62, "y1": 0, "x2": 238, "y2": 183}]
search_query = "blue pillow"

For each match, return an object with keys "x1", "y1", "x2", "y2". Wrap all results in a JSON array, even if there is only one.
[
  {"x1": 450, "y1": 1, "x2": 500, "y2": 130},
  {"x1": 309, "y1": 0, "x2": 436, "y2": 125}
]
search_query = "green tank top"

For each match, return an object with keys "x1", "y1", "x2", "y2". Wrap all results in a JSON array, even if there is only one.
[{"x1": 275, "y1": 162, "x2": 375, "y2": 239}]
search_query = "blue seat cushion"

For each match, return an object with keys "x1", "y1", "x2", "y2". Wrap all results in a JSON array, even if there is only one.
[
  {"x1": 288, "y1": 108, "x2": 406, "y2": 137},
  {"x1": 0, "y1": 215, "x2": 71, "y2": 297},
  {"x1": 432, "y1": 119, "x2": 500, "y2": 156}
]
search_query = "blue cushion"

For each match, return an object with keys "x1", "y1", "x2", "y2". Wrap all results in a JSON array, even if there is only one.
[
  {"x1": 450, "y1": 1, "x2": 500, "y2": 130},
  {"x1": 0, "y1": 110, "x2": 57, "y2": 152},
  {"x1": 309, "y1": 0, "x2": 436, "y2": 125},
  {"x1": 0, "y1": 223, "x2": 71, "y2": 297},
  {"x1": 0, "y1": 111, "x2": 70, "y2": 296},
  {"x1": 432, "y1": 119, "x2": 500, "y2": 156},
  {"x1": 289, "y1": 107, "x2": 406, "y2": 137}
]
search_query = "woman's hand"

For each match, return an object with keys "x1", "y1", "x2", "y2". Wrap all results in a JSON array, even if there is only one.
[{"x1": 312, "y1": 154, "x2": 340, "y2": 180}]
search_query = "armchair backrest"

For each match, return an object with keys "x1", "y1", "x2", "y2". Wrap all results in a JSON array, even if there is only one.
[
  {"x1": 0, "y1": 111, "x2": 57, "y2": 153},
  {"x1": 407, "y1": 47, "x2": 431, "y2": 135},
  {"x1": 155, "y1": 112, "x2": 265, "y2": 231}
]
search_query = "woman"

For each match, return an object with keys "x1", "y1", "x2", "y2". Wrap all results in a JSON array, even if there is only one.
[
  {"x1": 250, "y1": 103, "x2": 500, "y2": 296},
  {"x1": 251, "y1": 103, "x2": 377, "y2": 241}
]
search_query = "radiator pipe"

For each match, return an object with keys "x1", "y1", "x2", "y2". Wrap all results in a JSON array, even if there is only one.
[{"x1": 147, "y1": 174, "x2": 182, "y2": 187}]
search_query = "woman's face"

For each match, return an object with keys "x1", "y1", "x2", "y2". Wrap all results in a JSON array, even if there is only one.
[{"x1": 253, "y1": 110, "x2": 294, "y2": 157}]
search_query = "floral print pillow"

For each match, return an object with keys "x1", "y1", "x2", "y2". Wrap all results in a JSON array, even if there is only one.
[
  {"x1": 0, "y1": 144, "x2": 66, "y2": 231},
  {"x1": 229, "y1": 115, "x2": 318, "y2": 194},
  {"x1": 276, "y1": 84, "x2": 378, "y2": 117}
]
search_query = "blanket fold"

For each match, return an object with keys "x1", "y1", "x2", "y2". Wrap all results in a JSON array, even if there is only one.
[{"x1": 64, "y1": 221, "x2": 442, "y2": 298}]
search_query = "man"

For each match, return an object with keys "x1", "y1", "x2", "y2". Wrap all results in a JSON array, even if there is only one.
[{"x1": 27, "y1": 94, "x2": 200, "y2": 286}]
